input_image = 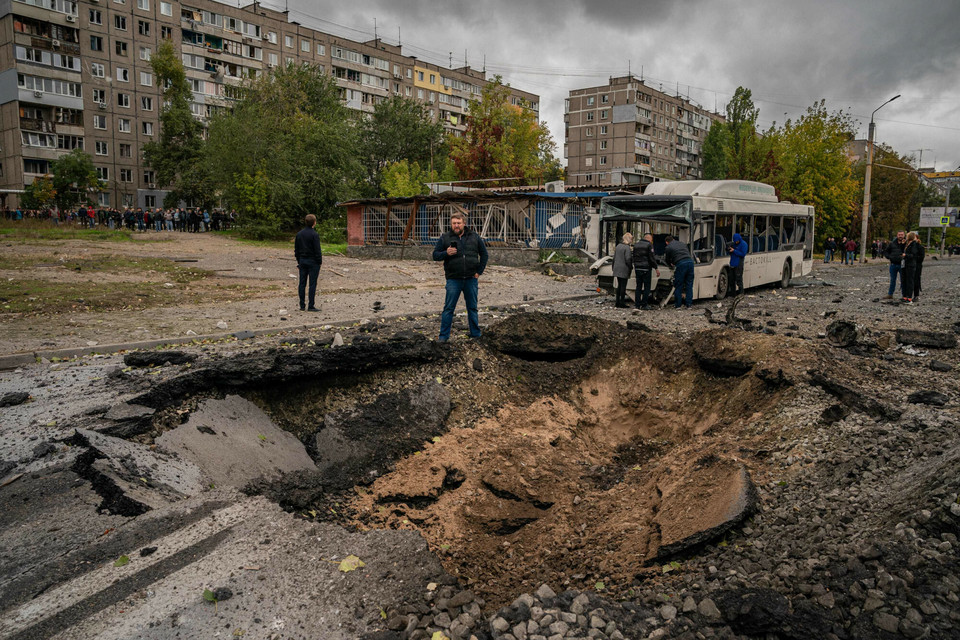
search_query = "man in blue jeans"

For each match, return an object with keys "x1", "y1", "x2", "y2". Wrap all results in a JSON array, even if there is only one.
[
  {"x1": 433, "y1": 212, "x2": 489, "y2": 341},
  {"x1": 882, "y1": 230, "x2": 906, "y2": 299},
  {"x1": 664, "y1": 235, "x2": 695, "y2": 309}
]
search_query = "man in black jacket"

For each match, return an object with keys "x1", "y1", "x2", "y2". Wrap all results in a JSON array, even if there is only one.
[
  {"x1": 664, "y1": 235, "x2": 695, "y2": 309},
  {"x1": 432, "y1": 212, "x2": 488, "y2": 341},
  {"x1": 632, "y1": 233, "x2": 660, "y2": 309},
  {"x1": 294, "y1": 214, "x2": 323, "y2": 311},
  {"x1": 882, "y1": 231, "x2": 906, "y2": 299}
]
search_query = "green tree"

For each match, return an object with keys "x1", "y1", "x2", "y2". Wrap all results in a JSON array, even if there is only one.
[
  {"x1": 142, "y1": 39, "x2": 209, "y2": 208},
  {"x1": 856, "y1": 146, "x2": 921, "y2": 239},
  {"x1": 449, "y1": 76, "x2": 560, "y2": 186},
  {"x1": 20, "y1": 175, "x2": 57, "y2": 210},
  {"x1": 50, "y1": 149, "x2": 105, "y2": 211},
  {"x1": 359, "y1": 96, "x2": 445, "y2": 196},
  {"x1": 725, "y1": 87, "x2": 760, "y2": 179},
  {"x1": 203, "y1": 62, "x2": 361, "y2": 235},
  {"x1": 771, "y1": 101, "x2": 860, "y2": 242},
  {"x1": 701, "y1": 122, "x2": 729, "y2": 179},
  {"x1": 380, "y1": 160, "x2": 433, "y2": 197}
]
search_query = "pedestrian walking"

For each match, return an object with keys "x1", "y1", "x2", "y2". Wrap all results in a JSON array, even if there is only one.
[
  {"x1": 294, "y1": 214, "x2": 323, "y2": 312},
  {"x1": 632, "y1": 233, "x2": 660, "y2": 309},
  {"x1": 432, "y1": 212, "x2": 488, "y2": 342},
  {"x1": 664, "y1": 235, "x2": 695, "y2": 309},
  {"x1": 612, "y1": 232, "x2": 634, "y2": 308},
  {"x1": 882, "y1": 231, "x2": 906, "y2": 299},
  {"x1": 727, "y1": 232, "x2": 748, "y2": 296}
]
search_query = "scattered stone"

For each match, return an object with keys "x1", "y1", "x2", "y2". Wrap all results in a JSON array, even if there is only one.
[
  {"x1": 140, "y1": 546, "x2": 157, "y2": 557},
  {"x1": 0, "y1": 391, "x2": 30, "y2": 408},
  {"x1": 216, "y1": 321, "x2": 228, "y2": 330},
  {"x1": 929, "y1": 360, "x2": 953, "y2": 372},
  {"x1": 534, "y1": 584, "x2": 556, "y2": 600},
  {"x1": 896, "y1": 328, "x2": 957, "y2": 349},
  {"x1": 907, "y1": 390, "x2": 948, "y2": 406},
  {"x1": 332, "y1": 333, "x2": 344, "y2": 347},
  {"x1": 233, "y1": 330, "x2": 256, "y2": 340},
  {"x1": 123, "y1": 350, "x2": 197, "y2": 367},
  {"x1": 697, "y1": 598, "x2": 721, "y2": 619},
  {"x1": 825, "y1": 319, "x2": 863, "y2": 347}
]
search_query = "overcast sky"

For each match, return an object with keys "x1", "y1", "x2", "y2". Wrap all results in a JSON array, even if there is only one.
[{"x1": 254, "y1": 0, "x2": 960, "y2": 175}]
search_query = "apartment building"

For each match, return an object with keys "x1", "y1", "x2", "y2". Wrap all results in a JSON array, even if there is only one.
[
  {"x1": 564, "y1": 75, "x2": 722, "y2": 188},
  {"x1": 0, "y1": 0, "x2": 539, "y2": 209}
]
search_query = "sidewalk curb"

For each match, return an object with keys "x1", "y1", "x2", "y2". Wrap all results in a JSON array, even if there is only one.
[{"x1": 0, "y1": 292, "x2": 600, "y2": 371}]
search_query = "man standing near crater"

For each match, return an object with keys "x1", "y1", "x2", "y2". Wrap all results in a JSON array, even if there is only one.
[
  {"x1": 433, "y1": 212, "x2": 488, "y2": 342},
  {"x1": 295, "y1": 214, "x2": 323, "y2": 312}
]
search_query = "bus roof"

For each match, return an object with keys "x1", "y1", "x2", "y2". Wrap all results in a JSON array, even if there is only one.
[{"x1": 643, "y1": 180, "x2": 779, "y2": 203}]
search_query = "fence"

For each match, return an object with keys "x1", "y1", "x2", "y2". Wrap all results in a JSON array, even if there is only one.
[{"x1": 356, "y1": 197, "x2": 594, "y2": 249}]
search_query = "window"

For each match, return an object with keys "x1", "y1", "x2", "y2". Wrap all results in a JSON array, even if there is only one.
[
  {"x1": 91, "y1": 62, "x2": 105, "y2": 78},
  {"x1": 585, "y1": 128, "x2": 593, "y2": 137},
  {"x1": 139, "y1": 46, "x2": 151, "y2": 60},
  {"x1": 114, "y1": 15, "x2": 126, "y2": 30},
  {"x1": 120, "y1": 168, "x2": 133, "y2": 182},
  {"x1": 161, "y1": 26, "x2": 172, "y2": 39},
  {"x1": 94, "y1": 114, "x2": 107, "y2": 129},
  {"x1": 142, "y1": 121, "x2": 153, "y2": 135},
  {"x1": 97, "y1": 192, "x2": 110, "y2": 207},
  {"x1": 137, "y1": 0, "x2": 149, "y2": 9},
  {"x1": 599, "y1": 156, "x2": 607, "y2": 165},
  {"x1": 118, "y1": 118, "x2": 131, "y2": 132},
  {"x1": 406, "y1": 68, "x2": 412, "y2": 79},
  {"x1": 417, "y1": 71, "x2": 424, "y2": 81},
  {"x1": 316, "y1": 43, "x2": 324, "y2": 55},
  {"x1": 145, "y1": 195, "x2": 156, "y2": 207},
  {"x1": 301, "y1": 40, "x2": 309, "y2": 52},
  {"x1": 417, "y1": 88, "x2": 423, "y2": 99},
  {"x1": 119, "y1": 143, "x2": 132, "y2": 157},
  {"x1": 600, "y1": 125, "x2": 608, "y2": 135},
  {"x1": 95, "y1": 140, "x2": 108, "y2": 155},
  {"x1": 284, "y1": 35, "x2": 293, "y2": 48},
  {"x1": 585, "y1": 112, "x2": 594, "y2": 122},
  {"x1": 89, "y1": 9, "x2": 102, "y2": 24},
  {"x1": 267, "y1": 31, "x2": 277, "y2": 43},
  {"x1": 91, "y1": 35, "x2": 103, "y2": 50},
  {"x1": 160, "y1": 1, "x2": 172, "y2": 16},
  {"x1": 115, "y1": 40, "x2": 127, "y2": 56},
  {"x1": 140, "y1": 96, "x2": 153, "y2": 110},
  {"x1": 600, "y1": 140, "x2": 607, "y2": 150},
  {"x1": 117, "y1": 67, "x2": 129, "y2": 82},
  {"x1": 57, "y1": 135, "x2": 84, "y2": 150},
  {"x1": 268, "y1": 52, "x2": 278, "y2": 65},
  {"x1": 137, "y1": 20, "x2": 150, "y2": 36},
  {"x1": 23, "y1": 159, "x2": 50, "y2": 175},
  {"x1": 601, "y1": 94, "x2": 609, "y2": 104},
  {"x1": 92, "y1": 88, "x2": 105, "y2": 102},
  {"x1": 430, "y1": 74, "x2": 435, "y2": 84},
  {"x1": 140, "y1": 71, "x2": 152, "y2": 86},
  {"x1": 117, "y1": 93, "x2": 130, "y2": 107},
  {"x1": 143, "y1": 169, "x2": 155, "y2": 183},
  {"x1": 587, "y1": 96, "x2": 595, "y2": 106},
  {"x1": 96, "y1": 166, "x2": 108, "y2": 180},
  {"x1": 600, "y1": 109, "x2": 608, "y2": 119}
]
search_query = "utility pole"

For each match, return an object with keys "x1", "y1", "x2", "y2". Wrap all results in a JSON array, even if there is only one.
[{"x1": 860, "y1": 94, "x2": 900, "y2": 263}]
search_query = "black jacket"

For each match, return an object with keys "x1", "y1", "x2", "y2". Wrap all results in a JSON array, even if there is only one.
[
  {"x1": 902, "y1": 242, "x2": 922, "y2": 268},
  {"x1": 664, "y1": 241, "x2": 693, "y2": 267},
  {"x1": 883, "y1": 239, "x2": 905, "y2": 265},
  {"x1": 632, "y1": 239, "x2": 657, "y2": 271},
  {"x1": 433, "y1": 227, "x2": 488, "y2": 279},
  {"x1": 295, "y1": 227, "x2": 323, "y2": 264}
]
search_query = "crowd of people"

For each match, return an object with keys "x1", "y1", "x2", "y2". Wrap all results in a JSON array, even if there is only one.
[{"x1": 2, "y1": 205, "x2": 239, "y2": 233}]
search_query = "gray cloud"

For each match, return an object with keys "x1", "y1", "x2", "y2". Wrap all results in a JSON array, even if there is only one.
[{"x1": 286, "y1": 0, "x2": 960, "y2": 171}]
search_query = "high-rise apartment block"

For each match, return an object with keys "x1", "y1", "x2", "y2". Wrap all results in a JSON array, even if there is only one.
[
  {"x1": 0, "y1": 0, "x2": 539, "y2": 209},
  {"x1": 564, "y1": 75, "x2": 723, "y2": 188}
]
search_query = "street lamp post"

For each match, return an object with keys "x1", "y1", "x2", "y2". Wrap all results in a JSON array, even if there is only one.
[{"x1": 860, "y1": 94, "x2": 901, "y2": 263}]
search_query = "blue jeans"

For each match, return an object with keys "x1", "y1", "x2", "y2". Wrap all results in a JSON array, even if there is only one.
[
  {"x1": 845, "y1": 250, "x2": 855, "y2": 264},
  {"x1": 440, "y1": 278, "x2": 480, "y2": 340},
  {"x1": 888, "y1": 264, "x2": 901, "y2": 296},
  {"x1": 673, "y1": 259, "x2": 694, "y2": 308},
  {"x1": 823, "y1": 249, "x2": 832, "y2": 263}
]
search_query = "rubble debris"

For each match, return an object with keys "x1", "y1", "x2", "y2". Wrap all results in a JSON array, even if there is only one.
[
  {"x1": 907, "y1": 390, "x2": 948, "y2": 406},
  {"x1": 0, "y1": 391, "x2": 30, "y2": 408},
  {"x1": 895, "y1": 328, "x2": 957, "y2": 349},
  {"x1": 123, "y1": 350, "x2": 198, "y2": 367},
  {"x1": 808, "y1": 372, "x2": 899, "y2": 421},
  {"x1": 825, "y1": 319, "x2": 863, "y2": 347}
]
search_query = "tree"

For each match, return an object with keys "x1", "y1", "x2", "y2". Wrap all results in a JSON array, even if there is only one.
[
  {"x1": 724, "y1": 87, "x2": 760, "y2": 179},
  {"x1": 20, "y1": 175, "x2": 56, "y2": 210},
  {"x1": 359, "y1": 96, "x2": 445, "y2": 196},
  {"x1": 701, "y1": 122, "x2": 729, "y2": 180},
  {"x1": 50, "y1": 149, "x2": 104, "y2": 211},
  {"x1": 203, "y1": 62, "x2": 361, "y2": 236},
  {"x1": 381, "y1": 160, "x2": 433, "y2": 197},
  {"x1": 448, "y1": 76, "x2": 561, "y2": 186},
  {"x1": 142, "y1": 39, "x2": 209, "y2": 209},
  {"x1": 856, "y1": 146, "x2": 921, "y2": 239}
]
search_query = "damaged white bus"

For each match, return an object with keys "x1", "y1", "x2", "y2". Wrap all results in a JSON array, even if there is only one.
[{"x1": 591, "y1": 180, "x2": 814, "y2": 303}]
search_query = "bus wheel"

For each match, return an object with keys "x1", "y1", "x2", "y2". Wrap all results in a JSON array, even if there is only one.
[
  {"x1": 780, "y1": 261, "x2": 792, "y2": 289},
  {"x1": 715, "y1": 268, "x2": 730, "y2": 300}
]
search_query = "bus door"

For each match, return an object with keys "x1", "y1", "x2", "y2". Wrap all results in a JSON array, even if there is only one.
[{"x1": 692, "y1": 216, "x2": 717, "y2": 298}]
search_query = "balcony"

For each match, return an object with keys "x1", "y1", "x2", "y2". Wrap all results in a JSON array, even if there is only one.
[{"x1": 20, "y1": 117, "x2": 57, "y2": 133}]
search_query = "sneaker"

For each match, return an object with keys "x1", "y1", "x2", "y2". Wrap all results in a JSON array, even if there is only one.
[
  {"x1": 883, "y1": 295, "x2": 893, "y2": 300},
  {"x1": 306, "y1": 307, "x2": 320, "y2": 312},
  {"x1": 901, "y1": 298, "x2": 912, "y2": 304}
]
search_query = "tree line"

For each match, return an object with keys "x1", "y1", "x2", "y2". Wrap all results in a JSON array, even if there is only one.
[
  {"x1": 702, "y1": 87, "x2": 959, "y2": 247},
  {"x1": 18, "y1": 41, "x2": 563, "y2": 240}
]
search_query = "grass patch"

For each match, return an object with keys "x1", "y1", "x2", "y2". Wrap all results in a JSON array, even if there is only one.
[
  {"x1": 0, "y1": 254, "x2": 211, "y2": 283},
  {"x1": 0, "y1": 279, "x2": 183, "y2": 314},
  {"x1": 538, "y1": 249, "x2": 583, "y2": 264},
  {"x1": 0, "y1": 220, "x2": 135, "y2": 242}
]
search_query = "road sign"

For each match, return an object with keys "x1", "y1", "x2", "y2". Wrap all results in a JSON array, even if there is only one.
[{"x1": 919, "y1": 207, "x2": 948, "y2": 227}]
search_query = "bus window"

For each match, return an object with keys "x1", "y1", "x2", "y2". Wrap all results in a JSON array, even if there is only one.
[
  {"x1": 693, "y1": 217, "x2": 715, "y2": 263},
  {"x1": 715, "y1": 215, "x2": 733, "y2": 256},
  {"x1": 768, "y1": 216, "x2": 781, "y2": 251},
  {"x1": 782, "y1": 217, "x2": 796, "y2": 247},
  {"x1": 734, "y1": 215, "x2": 750, "y2": 248},
  {"x1": 751, "y1": 216, "x2": 766, "y2": 252}
]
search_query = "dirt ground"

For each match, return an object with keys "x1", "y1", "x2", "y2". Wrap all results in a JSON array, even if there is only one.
[{"x1": 0, "y1": 232, "x2": 586, "y2": 354}]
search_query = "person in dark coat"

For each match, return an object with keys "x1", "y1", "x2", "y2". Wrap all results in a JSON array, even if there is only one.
[
  {"x1": 612, "y1": 232, "x2": 634, "y2": 308},
  {"x1": 727, "y1": 232, "x2": 748, "y2": 296},
  {"x1": 900, "y1": 232, "x2": 921, "y2": 303},
  {"x1": 631, "y1": 233, "x2": 660, "y2": 309},
  {"x1": 665, "y1": 235, "x2": 695, "y2": 309},
  {"x1": 432, "y1": 212, "x2": 488, "y2": 341},
  {"x1": 912, "y1": 240, "x2": 925, "y2": 300},
  {"x1": 294, "y1": 214, "x2": 323, "y2": 311}
]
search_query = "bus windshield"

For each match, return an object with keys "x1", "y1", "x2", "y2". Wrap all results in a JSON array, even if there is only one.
[{"x1": 599, "y1": 199, "x2": 692, "y2": 259}]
